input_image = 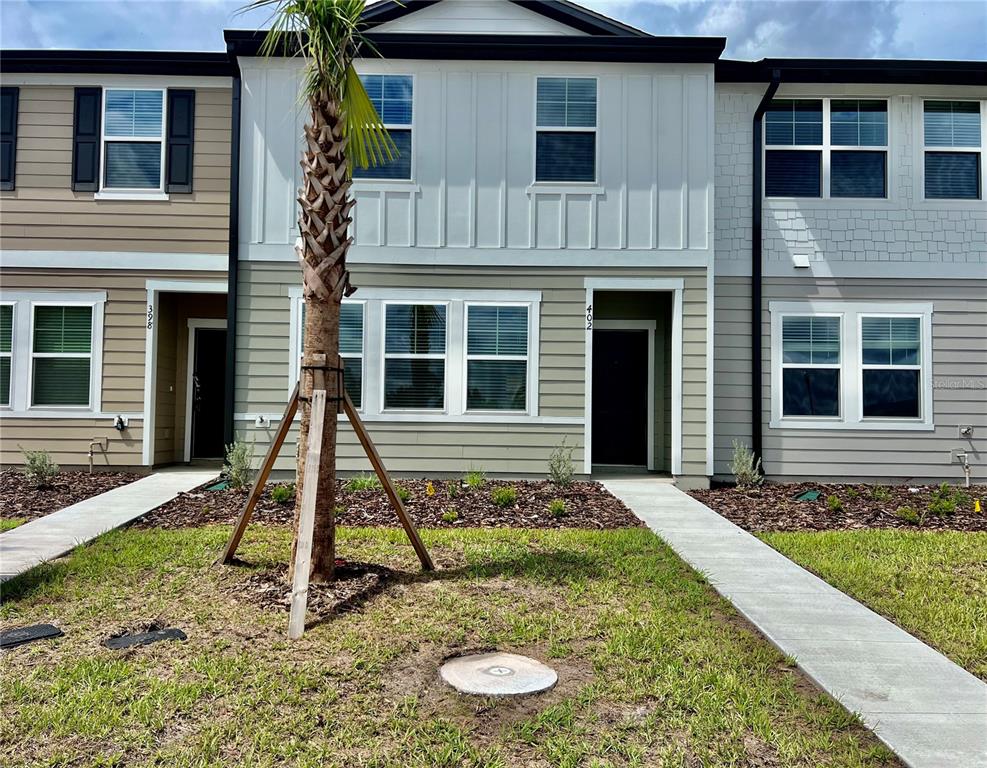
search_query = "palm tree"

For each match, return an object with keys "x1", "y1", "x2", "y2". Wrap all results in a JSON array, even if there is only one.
[{"x1": 246, "y1": 0, "x2": 395, "y2": 581}]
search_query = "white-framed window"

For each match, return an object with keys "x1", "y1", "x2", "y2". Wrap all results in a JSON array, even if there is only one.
[
  {"x1": 0, "y1": 291, "x2": 106, "y2": 417},
  {"x1": 764, "y1": 98, "x2": 888, "y2": 199},
  {"x1": 290, "y1": 297, "x2": 365, "y2": 408},
  {"x1": 535, "y1": 76, "x2": 597, "y2": 183},
  {"x1": 922, "y1": 100, "x2": 983, "y2": 200},
  {"x1": 286, "y1": 289, "x2": 541, "y2": 421},
  {"x1": 101, "y1": 88, "x2": 166, "y2": 191},
  {"x1": 354, "y1": 74, "x2": 413, "y2": 181},
  {"x1": 465, "y1": 304, "x2": 529, "y2": 413},
  {"x1": 0, "y1": 303, "x2": 12, "y2": 407},
  {"x1": 770, "y1": 302, "x2": 933, "y2": 431},
  {"x1": 383, "y1": 302, "x2": 447, "y2": 411}
]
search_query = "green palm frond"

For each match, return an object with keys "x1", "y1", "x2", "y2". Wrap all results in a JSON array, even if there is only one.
[{"x1": 240, "y1": 0, "x2": 398, "y2": 173}]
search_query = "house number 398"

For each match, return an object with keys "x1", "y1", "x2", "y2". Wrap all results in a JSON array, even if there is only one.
[
  {"x1": 586, "y1": 304, "x2": 593, "y2": 331},
  {"x1": 146, "y1": 304, "x2": 154, "y2": 330}
]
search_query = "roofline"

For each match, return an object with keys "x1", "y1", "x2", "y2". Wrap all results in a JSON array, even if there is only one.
[
  {"x1": 0, "y1": 49, "x2": 234, "y2": 77},
  {"x1": 361, "y1": 0, "x2": 648, "y2": 37},
  {"x1": 224, "y1": 30, "x2": 726, "y2": 63},
  {"x1": 717, "y1": 58, "x2": 987, "y2": 86}
]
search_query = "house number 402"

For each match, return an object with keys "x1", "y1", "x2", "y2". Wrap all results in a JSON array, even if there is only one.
[{"x1": 586, "y1": 304, "x2": 593, "y2": 331}]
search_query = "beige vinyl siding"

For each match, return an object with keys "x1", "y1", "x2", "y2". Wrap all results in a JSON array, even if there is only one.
[
  {"x1": 713, "y1": 276, "x2": 987, "y2": 482},
  {"x1": 0, "y1": 86, "x2": 231, "y2": 254},
  {"x1": 0, "y1": 268, "x2": 225, "y2": 467},
  {"x1": 235, "y1": 262, "x2": 708, "y2": 478}
]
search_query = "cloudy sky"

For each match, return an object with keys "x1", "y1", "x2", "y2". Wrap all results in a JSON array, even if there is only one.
[{"x1": 1, "y1": 0, "x2": 985, "y2": 60}]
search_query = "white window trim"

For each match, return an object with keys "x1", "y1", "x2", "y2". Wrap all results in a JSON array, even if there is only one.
[
  {"x1": 778, "y1": 312, "x2": 844, "y2": 422},
  {"x1": 352, "y1": 73, "x2": 415, "y2": 185},
  {"x1": 763, "y1": 97, "x2": 891, "y2": 201},
  {"x1": 917, "y1": 98, "x2": 985, "y2": 205},
  {"x1": 288, "y1": 288, "x2": 542, "y2": 422},
  {"x1": 98, "y1": 86, "x2": 168, "y2": 198},
  {"x1": 769, "y1": 301, "x2": 934, "y2": 431},
  {"x1": 463, "y1": 301, "x2": 535, "y2": 416},
  {"x1": 0, "y1": 291, "x2": 106, "y2": 418},
  {"x1": 532, "y1": 75, "x2": 599, "y2": 186}
]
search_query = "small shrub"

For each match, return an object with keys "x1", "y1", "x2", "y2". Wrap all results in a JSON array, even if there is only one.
[
  {"x1": 846, "y1": 487, "x2": 859, "y2": 500},
  {"x1": 491, "y1": 485, "x2": 517, "y2": 508},
  {"x1": 270, "y1": 483, "x2": 295, "y2": 504},
  {"x1": 548, "y1": 498, "x2": 567, "y2": 518},
  {"x1": 425, "y1": 481, "x2": 436, "y2": 497},
  {"x1": 223, "y1": 441, "x2": 253, "y2": 490},
  {"x1": 395, "y1": 484, "x2": 412, "y2": 503},
  {"x1": 446, "y1": 480, "x2": 459, "y2": 499},
  {"x1": 895, "y1": 506, "x2": 925, "y2": 526},
  {"x1": 441, "y1": 508, "x2": 459, "y2": 523},
  {"x1": 928, "y1": 483, "x2": 957, "y2": 517},
  {"x1": 464, "y1": 468, "x2": 486, "y2": 489},
  {"x1": 826, "y1": 494, "x2": 843, "y2": 512},
  {"x1": 548, "y1": 437, "x2": 575, "y2": 487},
  {"x1": 870, "y1": 485, "x2": 891, "y2": 501},
  {"x1": 954, "y1": 490, "x2": 972, "y2": 508},
  {"x1": 730, "y1": 440, "x2": 762, "y2": 490},
  {"x1": 21, "y1": 448, "x2": 59, "y2": 488},
  {"x1": 345, "y1": 473, "x2": 382, "y2": 492}
]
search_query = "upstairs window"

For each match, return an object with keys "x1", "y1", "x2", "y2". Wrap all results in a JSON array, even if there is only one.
[
  {"x1": 923, "y1": 101, "x2": 982, "y2": 200},
  {"x1": 535, "y1": 77, "x2": 597, "y2": 183},
  {"x1": 102, "y1": 89, "x2": 165, "y2": 190},
  {"x1": 355, "y1": 74, "x2": 412, "y2": 180},
  {"x1": 765, "y1": 98, "x2": 888, "y2": 199},
  {"x1": 466, "y1": 305, "x2": 529, "y2": 412}
]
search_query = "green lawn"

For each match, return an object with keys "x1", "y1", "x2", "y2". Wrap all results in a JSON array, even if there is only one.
[
  {"x1": 0, "y1": 526, "x2": 897, "y2": 768},
  {"x1": 762, "y1": 530, "x2": 987, "y2": 680},
  {"x1": 0, "y1": 518, "x2": 27, "y2": 533}
]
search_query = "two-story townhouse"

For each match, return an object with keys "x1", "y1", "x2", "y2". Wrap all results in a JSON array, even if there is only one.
[
  {"x1": 226, "y1": 0, "x2": 726, "y2": 488},
  {"x1": 0, "y1": 50, "x2": 235, "y2": 470},
  {"x1": 713, "y1": 59, "x2": 987, "y2": 484}
]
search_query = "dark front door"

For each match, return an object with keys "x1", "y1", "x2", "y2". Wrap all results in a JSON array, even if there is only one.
[
  {"x1": 592, "y1": 329, "x2": 649, "y2": 466},
  {"x1": 191, "y1": 327, "x2": 226, "y2": 459}
]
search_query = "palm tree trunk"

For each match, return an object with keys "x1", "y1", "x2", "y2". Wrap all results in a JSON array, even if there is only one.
[{"x1": 291, "y1": 93, "x2": 354, "y2": 583}]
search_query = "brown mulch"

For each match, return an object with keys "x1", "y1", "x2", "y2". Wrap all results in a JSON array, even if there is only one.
[
  {"x1": 0, "y1": 469, "x2": 144, "y2": 523},
  {"x1": 689, "y1": 482, "x2": 987, "y2": 533},
  {"x1": 137, "y1": 478, "x2": 642, "y2": 530},
  {"x1": 229, "y1": 561, "x2": 396, "y2": 619}
]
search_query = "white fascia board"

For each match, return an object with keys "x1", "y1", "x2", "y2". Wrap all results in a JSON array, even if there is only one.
[{"x1": 1, "y1": 250, "x2": 228, "y2": 272}]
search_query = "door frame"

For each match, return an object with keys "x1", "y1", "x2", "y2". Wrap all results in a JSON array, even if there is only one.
[
  {"x1": 584, "y1": 278, "x2": 683, "y2": 476},
  {"x1": 184, "y1": 318, "x2": 228, "y2": 463},
  {"x1": 592, "y1": 320, "x2": 656, "y2": 471}
]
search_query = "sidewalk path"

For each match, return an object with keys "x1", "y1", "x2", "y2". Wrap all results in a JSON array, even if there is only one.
[
  {"x1": 604, "y1": 478, "x2": 987, "y2": 768},
  {"x1": 1, "y1": 469, "x2": 216, "y2": 584}
]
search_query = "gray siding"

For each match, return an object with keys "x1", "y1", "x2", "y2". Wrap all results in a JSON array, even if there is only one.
[{"x1": 714, "y1": 276, "x2": 987, "y2": 482}]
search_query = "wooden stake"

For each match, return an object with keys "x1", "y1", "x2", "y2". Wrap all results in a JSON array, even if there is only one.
[
  {"x1": 217, "y1": 383, "x2": 299, "y2": 565},
  {"x1": 343, "y1": 392, "x2": 434, "y2": 571},
  {"x1": 288, "y1": 389, "x2": 326, "y2": 640}
]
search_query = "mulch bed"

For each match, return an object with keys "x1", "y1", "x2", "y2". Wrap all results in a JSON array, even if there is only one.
[
  {"x1": 690, "y1": 482, "x2": 987, "y2": 533},
  {"x1": 0, "y1": 470, "x2": 144, "y2": 524},
  {"x1": 137, "y1": 478, "x2": 642, "y2": 530}
]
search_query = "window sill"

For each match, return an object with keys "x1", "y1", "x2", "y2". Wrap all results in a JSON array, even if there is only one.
[
  {"x1": 0, "y1": 408, "x2": 102, "y2": 419},
  {"x1": 94, "y1": 191, "x2": 169, "y2": 202},
  {"x1": 527, "y1": 184, "x2": 605, "y2": 196},
  {"x1": 770, "y1": 418, "x2": 934, "y2": 431},
  {"x1": 352, "y1": 181, "x2": 420, "y2": 194},
  {"x1": 764, "y1": 197, "x2": 896, "y2": 209}
]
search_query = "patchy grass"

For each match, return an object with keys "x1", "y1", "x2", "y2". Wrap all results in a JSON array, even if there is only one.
[
  {"x1": 0, "y1": 518, "x2": 27, "y2": 533},
  {"x1": 0, "y1": 526, "x2": 898, "y2": 767},
  {"x1": 762, "y1": 530, "x2": 987, "y2": 680}
]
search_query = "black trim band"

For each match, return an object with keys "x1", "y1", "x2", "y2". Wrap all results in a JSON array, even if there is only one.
[
  {"x1": 1, "y1": 49, "x2": 234, "y2": 77},
  {"x1": 718, "y1": 58, "x2": 987, "y2": 86}
]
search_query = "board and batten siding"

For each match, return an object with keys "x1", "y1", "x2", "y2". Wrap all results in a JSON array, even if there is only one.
[
  {"x1": 239, "y1": 58, "x2": 714, "y2": 259},
  {"x1": 0, "y1": 269, "x2": 225, "y2": 468},
  {"x1": 235, "y1": 262, "x2": 708, "y2": 477},
  {"x1": 713, "y1": 276, "x2": 987, "y2": 482},
  {"x1": 0, "y1": 85, "x2": 232, "y2": 254}
]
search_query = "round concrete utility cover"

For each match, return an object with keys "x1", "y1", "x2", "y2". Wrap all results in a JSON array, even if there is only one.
[{"x1": 440, "y1": 652, "x2": 558, "y2": 697}]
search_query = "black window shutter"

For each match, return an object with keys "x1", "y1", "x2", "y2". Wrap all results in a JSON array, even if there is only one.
[
  {"x1": 166, "y1": 89, "x2": 195, "y2": 193},
  {"x1": 0, "y1": 87, "x2": 19, "y2": 191},
  {"x1": 72, "y1": 87, "x2": 101, "y2": 192}
]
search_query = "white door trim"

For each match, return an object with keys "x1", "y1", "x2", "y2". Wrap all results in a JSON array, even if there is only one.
[
  {"x1": 142, "y1": 279, "x2": 227, "y2": 467},
  {"x1": 184, "y1": 318, "x2": 228, "y2": 463},
  {"x1": 593, "y1": 320, "x2": 656, "y2": 471},
  {"x1": 583, "y1": 278, "x2": 684, "y2": 477}
]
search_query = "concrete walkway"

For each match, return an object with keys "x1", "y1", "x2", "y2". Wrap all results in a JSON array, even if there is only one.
[
  {"x1": 1, "y1": 469, "x2": 216, "y2": 584},
  {"x1": 604, "y1": 478, "x2": 987, "y2": 768}
]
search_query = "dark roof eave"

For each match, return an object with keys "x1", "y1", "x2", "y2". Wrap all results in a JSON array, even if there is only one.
[
  {"x1": 0, "y1": 49, "x2": 235, "y2": 77},
  {"x1": 717, "y1": 58, "x2": 987, "y2": 86},
  {"x1": 224, "y1": 30, "x2": 726, "y2": 63}
]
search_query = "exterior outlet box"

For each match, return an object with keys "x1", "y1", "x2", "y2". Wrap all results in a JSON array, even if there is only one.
[
  {"x1": 255, "y1": 415, "x2": 269, "y2": 428},
  {"x1": 958, "y1": 425, "x2": 974, "y2": 438}
]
